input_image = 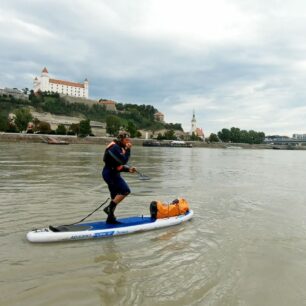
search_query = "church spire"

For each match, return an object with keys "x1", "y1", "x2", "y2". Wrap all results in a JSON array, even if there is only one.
[
  {"x1": 192, "y1": 109, "x2": 196, "y2": 122},
  {"x1": 191, "y1": 110, "x2": 196, "y2": 133}
]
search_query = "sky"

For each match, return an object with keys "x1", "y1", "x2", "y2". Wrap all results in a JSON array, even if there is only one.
[{"x1": 1, "y1": 0, "x2": 306, "y2": 136}]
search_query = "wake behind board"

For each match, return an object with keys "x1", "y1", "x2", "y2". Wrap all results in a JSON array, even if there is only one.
[{"x1": 26, "y1": 210, "x2": 194, "y2": 243}]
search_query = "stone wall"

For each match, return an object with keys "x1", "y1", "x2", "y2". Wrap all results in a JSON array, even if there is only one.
[{"x1": 61, "y1": 95, "x2": 98, "y2": 106}]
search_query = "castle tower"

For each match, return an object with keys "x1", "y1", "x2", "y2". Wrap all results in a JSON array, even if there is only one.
[
  {"x1": 191, "y1": 110, "x2": 196, "y2": 134},
  {"x1": 33, "y1": 77, "x2": 40, "y2": 92},
  {"x1": 84, "y1": 78, "x2": 89, "y2": 99},
  {"x1": 40, "y1": 67, "x2": 50, "y2": 92}
]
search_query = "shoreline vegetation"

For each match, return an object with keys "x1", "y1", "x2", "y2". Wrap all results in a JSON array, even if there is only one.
[
  {"x1": 1, "y1": 91, "x2": 267, "y2": 144},
  {"x1": 1, "y1": 132, "x2": 305, "y2": 150},
  {"x1": 0, "y1": 91, "x2": 185, "y2": 139}
]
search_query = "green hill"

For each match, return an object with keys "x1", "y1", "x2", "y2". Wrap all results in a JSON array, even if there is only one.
[{"x1": 0, "y1": 91, "x2": 183, "y2": 133}]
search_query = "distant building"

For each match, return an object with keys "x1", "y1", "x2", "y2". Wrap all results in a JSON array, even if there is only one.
[
  {"x1": 154, "y1": 111, "x2": 165, "y2": 123},
  {"x1": 191, "y1": 110, "x2": 196, "y2": 134},
  {"x1": 33, "y1": 67, "x2": 89, "y2": 98},
  {"x1": 264, "y1": 135, "x2": 290, "y2": 143},
  {"x1": 293, "y1": 134, "x2": 306, "y2": 140},
  {"x1": 190, "y1": 111, "x2": 205, "y2": 140},
  {"x1": 195, "y1": 127, "x2": 205, "y2": 140},
  {"x1": 98, "y1": 99, "x2": 117, "y2": 111}
]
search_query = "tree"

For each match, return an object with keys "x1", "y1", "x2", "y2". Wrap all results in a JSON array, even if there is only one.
[
  {"x1": 230, "y1": 127, "x2": 241, "y2": 143},
  {"x1": 106, "y1": 115, "x2": 121, "y2": 136},
  {"x1": 32, "y1": 118, "x2": 40, "y2": 132},
  {"x1": 68, "y1": 123, "x2": 80, "y2": 135},
  {"x1": 157, "y1": 133, "x2": 164, "y2": 140},
  {"x1": 126, "y1": 121, "x2": 137, "y2": 138},
  {"x1": 165, "y1": 123, "x2": 183, "y2": 131},
  {"x1": 217, "y1": 127, "x2": 266, "y2": 144},
  {"x1": 29, "y1": 90, "x2": 43, "y2": 106},
  {"x1": 239, "y1": 130, "x2": 249, "y2": 143},
  {"x1": 79, "y1": 119, "x2": 92, "y2": 137},
  {"x1": 14, "y1": 108, "x2": 33, "y2": 132},
  {"x1": 0, "y1": 113, "x2": 8, "y2": 131},
  {"x1": 218, "y1": 128, "x2": 231, "y2": 142},
  {"x1": 38, "y1": 121, "x2": 51, "y2": 134},
  {"x1": 164, "y1": 130, "x2": 177, "y2": 140},
  {"x1": 208, "y1": 133, "x2": 219, "y2": 143},
  {"x1": 257, "y1": 132, "x2": 265, "y2": 144},
  {"x1": 56, "y1": 124, "x2": 67, "y2": 135}
]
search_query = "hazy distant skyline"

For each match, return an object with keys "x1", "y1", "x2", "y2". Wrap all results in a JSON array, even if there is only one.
[{"x1": 1, "y1": 0, "x2": 306, "y2": 136}]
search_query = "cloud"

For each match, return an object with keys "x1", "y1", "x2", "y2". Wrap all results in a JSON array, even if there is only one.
[{"x1": 1, "y1": 0, "x2": 306, "y2": 136}]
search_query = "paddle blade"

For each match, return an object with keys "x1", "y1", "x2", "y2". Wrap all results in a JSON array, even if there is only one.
[
  {"x1": 138, "y1": 174, "x2": 150, "y2": 180},
  {"x1": 136, "y1": 171, "x2": 151, "y2": 180}
]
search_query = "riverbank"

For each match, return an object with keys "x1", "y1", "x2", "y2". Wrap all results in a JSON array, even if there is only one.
[
  {"x1": 0, "y1": 133, "x2": 137, "y2": 145},
  {"x1": 1, "y1": 132, "x2": 305, "y2": 150}
]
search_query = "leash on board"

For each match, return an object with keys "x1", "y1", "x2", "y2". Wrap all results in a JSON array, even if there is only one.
[{"x1": 62, "y1": 197, "x2": 110, "y2": 226}]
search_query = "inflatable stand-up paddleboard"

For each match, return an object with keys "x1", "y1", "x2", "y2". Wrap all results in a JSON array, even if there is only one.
[{"x1": 27, "y1": 210, "x2": 194, "y2": 243}]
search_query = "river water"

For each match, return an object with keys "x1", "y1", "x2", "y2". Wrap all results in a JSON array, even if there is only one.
[{"x1": 1, "y1": 142, "x2": 306, "y2": 306}]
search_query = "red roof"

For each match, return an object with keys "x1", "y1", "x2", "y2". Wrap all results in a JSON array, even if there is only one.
[
  {"x1": 49, "y1": 78, "x2": 84, "y2": 88},
  {"x1": 99, "y1": 99, "x2": 116, "y2": 104},
  {"x1": 195, "y1": 128, "x2": 204, "y2": 137}
]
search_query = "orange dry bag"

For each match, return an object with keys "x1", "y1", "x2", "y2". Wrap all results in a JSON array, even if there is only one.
[{"x1": 150, "y1": 198, "x2": 190, "y2": 219}]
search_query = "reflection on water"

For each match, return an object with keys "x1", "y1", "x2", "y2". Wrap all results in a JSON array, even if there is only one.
[{"x1": 1, "y1": 143, "x2": 306, "y2": 305}]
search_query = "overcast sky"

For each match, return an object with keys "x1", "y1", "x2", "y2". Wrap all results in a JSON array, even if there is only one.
[{"x1": 1, "y1": 0, "x2": 306, "y2": 136}]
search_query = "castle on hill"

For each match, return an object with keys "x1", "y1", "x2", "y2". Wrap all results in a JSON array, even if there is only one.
[{"x1": 33, "y1": 67, "x2": 89, "y2": 99}]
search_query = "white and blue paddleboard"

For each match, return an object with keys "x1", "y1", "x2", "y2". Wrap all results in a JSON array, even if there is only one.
[{"x1": 26, "y1": 210, "x2": 194, "y2": 243}]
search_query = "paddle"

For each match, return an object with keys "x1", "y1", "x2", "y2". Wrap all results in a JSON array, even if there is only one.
[
  {"x1": 109, "y1": 150, "x2": 150, "y2": 180},
  {"x1": 135, "y1": 169, "x2": 151, "y2": 180},
  {"x1": 127, "y1": 164, "x2": 150, "y2": 180}
]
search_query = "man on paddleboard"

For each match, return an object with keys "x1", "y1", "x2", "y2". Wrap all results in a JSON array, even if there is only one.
[{"x1": 102, "y1": 131, "x2": 136, "y2": 224}]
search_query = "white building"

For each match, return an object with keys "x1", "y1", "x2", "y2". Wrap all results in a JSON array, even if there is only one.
[
  {"x1": 154, "y1": 111, "x2": 165, "y2": 123},
  {"x1": 293, "y1": 134, "x2": 306, "y2": 140},
  {"x1": 33, "y1": 67, "x2": 89, "y2": 98}
]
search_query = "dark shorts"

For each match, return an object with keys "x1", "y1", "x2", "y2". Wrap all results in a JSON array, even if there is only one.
[{"x1": 102, "y1": 167, "x2": 131, "y2": 199}]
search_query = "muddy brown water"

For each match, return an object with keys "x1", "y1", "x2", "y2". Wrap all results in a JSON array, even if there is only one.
[{"x1": 1, "y1": 143, "x2": 306, "y2": 306}]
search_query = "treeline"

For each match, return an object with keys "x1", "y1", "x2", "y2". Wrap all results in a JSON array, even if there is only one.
[
  {"x1": 0, "y1": 91, "x2": 184, "y2": 137},
  {"x1": 0, "y1": 99, "x2": 93, "y2": 136},
  {"x1": 30, "y1": 91, "x2": 109, "y2": 121},
  {"x1": 116, "y1": 103, "x2": 157, "y2": 122},
  {"x1": 217, "y1": 127, "x2": 265, "y2": 144},
  {"x1": 33, "y1": 92, "x2": 183, "y2": 131},
  {"x1": 0, "y1": 94, "x2": 32, "y2": 132}
]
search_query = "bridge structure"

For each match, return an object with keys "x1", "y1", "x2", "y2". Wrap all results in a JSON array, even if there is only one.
[{"x1": 265, "y1": 138, "x2": 306, "y2": 146}]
